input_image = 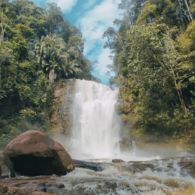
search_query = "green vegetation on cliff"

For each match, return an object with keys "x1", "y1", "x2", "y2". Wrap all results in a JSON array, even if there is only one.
[
  {"x1": 105, "y1": 0, "x2": 195, "y2": 137},
  {"x1": 0, "y1": 0, "x2": 91, "y2": 147}
]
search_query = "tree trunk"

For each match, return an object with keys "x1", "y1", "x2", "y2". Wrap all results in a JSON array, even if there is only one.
[
  {"x1": 0, "y1": 10, "x2": 4, "y2": 88},
  {"x1": 0, "y1": 9, "x2": 5, "y2": 43},
  {"x1": 170, "y1": 66, "x2": 187, "y2": 113},
  {"x1": 177, "y1": 0, "x2": 193, "y2": 24},
  {"x1": 183, "y1": 0, "x2": 193, "y2": 21}
]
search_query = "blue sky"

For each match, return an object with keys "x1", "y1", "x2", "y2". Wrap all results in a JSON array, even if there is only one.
[{"x1": 32, "y1": 0, "x2": 122, "y2": 84}]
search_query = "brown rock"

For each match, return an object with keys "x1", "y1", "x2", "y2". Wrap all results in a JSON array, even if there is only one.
[
  {"x1": 112, "y1": 159, "x2": 124, "y2": 163},
  {"x1": 179, "y1": 158, "x2": 195, "y2": 178},
  {"x1": 3, "y1": 130, "x2": 74, "y2": 177}
]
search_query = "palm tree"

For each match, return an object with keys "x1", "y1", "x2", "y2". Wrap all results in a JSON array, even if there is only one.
[{"x1": 34, "y1": 34, "x2": 83, "y2": 80}]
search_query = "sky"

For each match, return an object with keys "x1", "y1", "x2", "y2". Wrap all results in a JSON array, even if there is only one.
[{"x1": 32, "y1": 0, "x2": 122, "y2": 84}]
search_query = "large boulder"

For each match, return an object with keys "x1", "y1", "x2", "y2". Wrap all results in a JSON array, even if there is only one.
[{"x1": 3, "y1": 130, "x2": 74, "y2": 177}]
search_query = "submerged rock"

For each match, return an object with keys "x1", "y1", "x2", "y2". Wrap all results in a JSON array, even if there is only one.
[
  {"x1": 73, "y1": 160, "x2": 104, "y2": 172},
  {"x1": 112, "y1": 159, "x2": 124, "y2": 163},
  {"x1": 179, "y1": 157, "x2": 195, "y2": 177},
  {"x1": 3, "y1": 130, "x2": 74, "y2": 177}
]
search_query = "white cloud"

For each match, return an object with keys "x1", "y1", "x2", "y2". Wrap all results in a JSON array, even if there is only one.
[
  {"x1": 78, "y1": 0, "x2": 122, "y2": 83},
  {"x1": 79, "y1": 0, "x2": 121, "y2": 54},
  {"x1": 48, "y1": 0, "x2": 78, "y2": 12},
  {"x1": 94, "y1": 48, "x2": 114, "y2": 76},
  {"x1": 82, "y1": 0, "x2": 98, "y2": 10}
]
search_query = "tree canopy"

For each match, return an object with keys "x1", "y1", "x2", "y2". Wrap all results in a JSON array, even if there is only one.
[
  {"x1": 0, "y1": 0, "x2": 92, "y2": 146},
  {"x1": 106, "y1": 0, "x2": 195, "y2": 136}
]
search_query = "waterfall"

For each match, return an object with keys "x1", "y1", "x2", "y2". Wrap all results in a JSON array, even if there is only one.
[{"x1": 70, "y1": 79, "x2": 121, "y2": 159}]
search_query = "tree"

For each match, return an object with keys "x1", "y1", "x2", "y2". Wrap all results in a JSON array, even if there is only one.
[
  {"x1": 0, "y1": 0, "x2": 92, "y2": 146},
  {"x1": 119, "y1": 0, "x2": 145, "y2": 26},
  {"x1": 113, "y1": 21, "x2": 195, "y2": 134},
  {"x1": 107, "y1": 0, "x2": 195, "y2": 136},
  {"x1": 46, "y1": 3, "x2": 64, "y2": 33},
  {"x1": 34, "y1": 34, "x2": 83, "y2": 79}
]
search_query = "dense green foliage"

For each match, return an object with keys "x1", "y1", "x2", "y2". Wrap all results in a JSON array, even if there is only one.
[
  {"x1": 0, "y1": 0, "x2": 91, "y2": 147},
  {"x1": 106, "y1": 0, "x2": 195, "y2": 136}
]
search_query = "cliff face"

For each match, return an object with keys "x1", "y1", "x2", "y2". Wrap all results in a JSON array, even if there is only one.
[{"x1": 51, "y1": 80, "x2": 75, "y2": 135}]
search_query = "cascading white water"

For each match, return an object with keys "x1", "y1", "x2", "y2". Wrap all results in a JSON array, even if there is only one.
[
  {"x1": 66, "y1": 79, "x2": 171, "y2": 161},
  {"x1": 70, "y1": 79, "x2": 121, "y2": 159}
]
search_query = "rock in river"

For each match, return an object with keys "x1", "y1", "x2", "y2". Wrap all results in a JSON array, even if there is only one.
[{"x1": 3, "y1": 130, "x2": 74, "y2": 177}]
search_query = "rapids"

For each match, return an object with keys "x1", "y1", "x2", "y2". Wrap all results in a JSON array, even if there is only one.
[{"x1": 57, "y1": 157, "x2": 195, "y2": 195}]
